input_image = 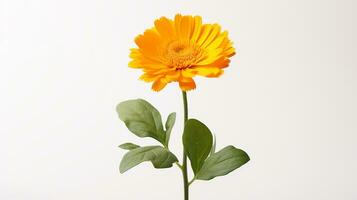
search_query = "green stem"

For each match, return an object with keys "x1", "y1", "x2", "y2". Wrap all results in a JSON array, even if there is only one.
[
  {"x1": 188, "y1": 177, "x2": 196, "y2": 186},
  {"x1": 175, "y1": 162, "x2": 183, "y2": 169},
  {"x1": 182, "y1": 91, "x2": 189, "y2": 200}
]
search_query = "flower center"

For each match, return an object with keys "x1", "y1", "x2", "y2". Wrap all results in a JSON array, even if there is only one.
[{"x1": 165, "y1": 41, "x2": 202, "y2": 70}]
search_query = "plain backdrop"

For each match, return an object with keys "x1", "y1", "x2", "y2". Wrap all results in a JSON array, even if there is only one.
[{"x1": 1, "y1": 0, "x2": 356, "y2": 199}]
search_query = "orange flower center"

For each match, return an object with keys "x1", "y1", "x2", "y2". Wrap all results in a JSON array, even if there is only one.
[{"x1": 164, "y1": 41, "x2": 203, "y2": 70}]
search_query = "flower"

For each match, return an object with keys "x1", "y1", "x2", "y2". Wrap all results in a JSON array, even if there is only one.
[{"x1": 129, "y1": 14, "x2": 235, "y2": 91}]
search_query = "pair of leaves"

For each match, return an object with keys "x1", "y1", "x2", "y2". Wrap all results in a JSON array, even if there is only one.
[
  {"x1": 183, "y1": 119, "x2": 250, "y2": 181},
  {"x1": 117, "y1": 99, "x2": 177, "y2": 173},
  {"x1": 117, "y1": 99, "x2": 176, "y2": 147}
]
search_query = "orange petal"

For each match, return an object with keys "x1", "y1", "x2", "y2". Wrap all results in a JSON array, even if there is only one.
[
  {"x1": 165, "y1": 70, "x2": 181, "y2": 82},
  {"x1": 152, "y1": 78, "x2": 168, "y2": 91},
  {"x1": 154, "y1": 17, "x2": 176, "y2": 41},
  {"x1": 129, "y1": 49, "x2": 167, "y2": 69},
  {"x1": 179, "y1": 15, "x2": 193, "y2": 40},
  {"x1": 135, "y1": 29, "x2": 163, "y2": 59},
  {"x1": 179, "y1": 77, "x2": 196, "y2": 91},
  {"x1": 139, "y1": 73, "x2": 158, "y2": 82},
  {"x1": 174, "y1": 14, "x2": 183, "y2": 38}
]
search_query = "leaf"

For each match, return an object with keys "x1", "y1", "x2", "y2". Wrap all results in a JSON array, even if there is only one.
[
  {"x1": 165, "y1": 112, "x2": 176, "y2": 147},
  {"x1": 196, "y1": 145, "x2": 250, "y2": 180},
  {"x1": 116, "y1": 99, "x2": 166, "y2": 144},
  {"x1": 119, "y1": 146, "x2": 178, "y2": 173},
  {"x1": 183, "y1": 119, "x2": 213, "y2": 175},
  {"x1": 118, "y1": 143, "x2": 140, "y2": 150}
]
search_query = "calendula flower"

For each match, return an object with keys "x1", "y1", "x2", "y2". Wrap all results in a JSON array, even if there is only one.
[{"x1": 129, "y1": 14, "x2": 235, "y2": 91}]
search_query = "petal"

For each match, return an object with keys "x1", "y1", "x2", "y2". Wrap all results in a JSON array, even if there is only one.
[
  {"x1": 174, "y1": 14, "x2": 183, "y2": 38},
  {"x1": 195, "y1": 57, "x2": 231, "y2": 69},
  {"x1": 152, "y1": 78, "x2": 168, "y2": 91},
  {"x1": 200, "y1": 24, "x2": 221, "y2": 48},
  {"x1": 195, "y1": 48, "x2": 224, "y2": 66},
  {"x1": 192, "y1": 67, "x2": 224, "y2": 77},
  {"x1": 220, "y1": 37, "x2": 236, "y2": 57},
  {"x1": 181, "y1": 68, "x2": 197, "y2": 78},
  {"x1": 139, "y1": 73, "x2": 158, "y2": 82},
  {"x1": 196, "y1": 24, "x2": 213, "y2": 46},
  {"x1": 190, "y1": 16, "x2": 203, "y2": 43},
  {"x1": 143, "y1": 68, "x2": 172, "y2": 75},
  {"x1": 154, "y1": 17, "x2": 176, "y2": 41},
  {"x1": 135, "y1": 29, "x2": 164, "y2": 59},
  {"x1": 129, "y1": 49, "x2": 167, "y2": 69},
  {"x1": 179, "y1": 77, "x2": 196, "y2": 91},
  {"x1": 179, "y1": 15, "x2": 193, "y2": 40},
  {"x1": 205, "y1": 31, "x2": 228, "y2": 50},
  {"x1": 165, "y1": 70, "x2": 181, "y2": 82}
]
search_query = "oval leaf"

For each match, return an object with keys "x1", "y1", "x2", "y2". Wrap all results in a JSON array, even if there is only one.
[
  {"x1": 116, "y1": 99, "x2": 165, "y2": 144},
  {"x1": 119, "y1": 146, "x2": 178, "y2": 173},
  {"x1": 165, "y1": 112, "x2": 176, "y2": 147},
  {"x1": 183, "y1": 119, "x2": 213, "y2": 175},
  {"x1": 118, "y1": 142, "x2": 140, "y2": 150},
  {"x1": 196, "y1": 145, "x2": 250, "y2": 180}
]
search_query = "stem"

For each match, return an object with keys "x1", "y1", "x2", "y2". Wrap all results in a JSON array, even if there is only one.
[
  {"x1": 182, "y1": 91, "x2": 189, "y2": 200},
  {"x1": 175, "y1": 162, "x2": 183, "y2": 169},
  {"x1": 188, "y1": 177, "x2": 196, "y2": 186}
]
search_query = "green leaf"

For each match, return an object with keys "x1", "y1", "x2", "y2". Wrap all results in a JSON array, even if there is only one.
[
  {"x1": 119, "y1": 146, "x2": 178, "y2": 173},
  {"x1": 165, "y1": 112, "x2": 176, "y2": 147},
  {"x1": 196, "y1": 145, "x2": 250, "y2": 180},
  {"x1": 116, "y1": 99, "x2": 166, "y2": 144},
  {"x1": 118, "y1": 143, "x2": 140, "y2": 150},
  {"x1": 183, "y1": 119, "x2": 213, "y2": 175}
]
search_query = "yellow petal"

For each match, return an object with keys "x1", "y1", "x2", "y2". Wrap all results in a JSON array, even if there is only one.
[
  {"x1": 195, "y1": 57, "x2": 230, "y2": 69},
  {"x1": 224, "y1": 46, "x2": 236, "y2": 57},
  {"x1": 220, "y1": 37, "x2": 236, "y2": 57},
  {"x1": 190, "y1": 16, "x2": 202, "y2": 43},
  {"x1": 205, "y1": 31, "x2": 228, "y2": 50},
  {"x1": 192, "y1": 67, "x2": 223, "y2": 77},
  {"x1": 181, "y1": 68, "x2": 196, "y2": 78},
  {"x1": 195, "y1": 48, "x2": 224, "y2": 66},
  {"x1": 200, "y1": 24, "x2": 221, "y2": 48},
  {"x1": 196, "y1": 24, "x2": 212, "y2": 46},
  {"x1": 139, "y1": 73, "x2": 158, "y2": 82}
]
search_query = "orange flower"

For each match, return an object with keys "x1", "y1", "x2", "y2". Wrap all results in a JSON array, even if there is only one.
[{"x1": 129, "y1": 14, "x2": 235, "y2": 91}]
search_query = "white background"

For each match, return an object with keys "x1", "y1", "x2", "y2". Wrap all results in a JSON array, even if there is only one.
[{"x1": 1, "y1": 0, "x2": 357, "y2": 199}]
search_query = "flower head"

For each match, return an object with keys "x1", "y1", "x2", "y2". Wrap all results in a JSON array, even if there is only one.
[{"x1": 129, "y1": 14, "x2": 235, "y2": 91}]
